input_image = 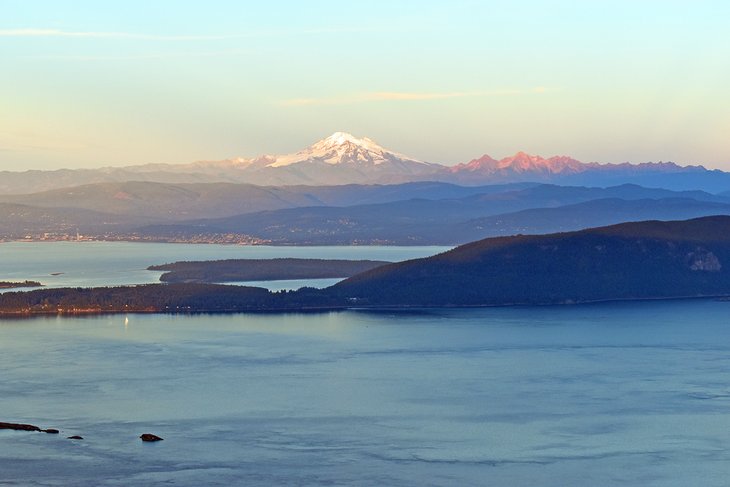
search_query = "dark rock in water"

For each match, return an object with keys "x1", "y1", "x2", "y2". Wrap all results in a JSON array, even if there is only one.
[
  {"x1": 1, "y1": 421, "x2": 63, "y2": 435},
  {"x1": 0, "y1": 421, "x2": 42, "y2": 432},
  {"x1": 140, "y1": 433, "x2": 163, "y2": 442},
  {"x1": 67, "y1": 435, "x2": 83, "y2": 440}
]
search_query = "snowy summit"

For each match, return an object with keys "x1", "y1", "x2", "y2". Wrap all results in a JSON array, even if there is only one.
[{"x1": 266, "y1": 132, "x2": 426, "y2": 167}]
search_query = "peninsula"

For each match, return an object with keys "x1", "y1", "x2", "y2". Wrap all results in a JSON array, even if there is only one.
[
  {"x1": 0, "y1": 280, "x2": 42, "y2": 289},
  {"x1": 149, "y1": 258, "x2": 391, "y2": 283}
]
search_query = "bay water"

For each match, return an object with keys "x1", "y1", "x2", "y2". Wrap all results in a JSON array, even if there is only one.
[
  {"x1": 2, "y1": 244, "x2": 730, "y2": 485},
  {"x1": 0, "y1": 241, "x2": 448, "y2": 290}
]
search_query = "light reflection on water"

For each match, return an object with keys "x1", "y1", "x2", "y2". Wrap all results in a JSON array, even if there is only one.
[{"x1": 2, "y1": 299, "x2": 730, "y2": 486}]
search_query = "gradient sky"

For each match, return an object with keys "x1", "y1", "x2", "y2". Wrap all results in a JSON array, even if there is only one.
[{"x1": 1, "y1": 0, "x2": 729, "y2": 171}]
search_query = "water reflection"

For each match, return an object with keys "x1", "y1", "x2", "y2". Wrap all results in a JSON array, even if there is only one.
[{"x1": 2, "y1": 299, "x2": 730, "y2": 486}]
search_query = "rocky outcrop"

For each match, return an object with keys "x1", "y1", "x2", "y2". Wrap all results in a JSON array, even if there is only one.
[
  {"x1": 2, "y1": 421, "x2": 166, "y2": 443},
  {"x1": 688, "y1": 249, "x2": 722, "y2": 272},
  {"x1": 0, "y1": 421, "x2": 41, "y2": 432},
  {"x1": 140, "y1": 433, "x2": 164, "y2": 442}
]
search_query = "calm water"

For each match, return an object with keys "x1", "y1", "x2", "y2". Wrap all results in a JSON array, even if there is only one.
[
  {"x1": 0, "y1": 242, "x2": 449, "y2": 290},
  {"x1": 2, "y1": 300, "x2": 730, "y2": 486},
  {"x1": 3, "y1": 243, "x2": 730, "y2": 485}
]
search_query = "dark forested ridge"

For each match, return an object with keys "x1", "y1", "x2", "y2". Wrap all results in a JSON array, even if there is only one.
[
  {"x1": 331, "y1": 216, "x2": 730, "y2": 306},
  {"x1": 149, "y1": 258, "x2": 391, "y2": 283}
]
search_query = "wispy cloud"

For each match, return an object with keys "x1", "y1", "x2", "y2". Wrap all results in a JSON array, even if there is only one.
[
  {"x1": 23, "y1": 48, "x2": 253, "y2": 62},
  {"x1": 0, "y1": 25, "x2": 417, "y2": 41},
  {"x1": 0, "y1": 28, "x2": 258, "y2": 41},
  {"x1": 280, "y1": 88, "x2": 548, "y2": 106}
]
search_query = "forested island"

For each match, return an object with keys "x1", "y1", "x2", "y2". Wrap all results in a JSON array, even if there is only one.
[
  {"x1": 149, "y1": 258, "x2": 391, "y2": 283},
  {"x1": 0, "y1": 280, "x2": 42, "y2": 289},
  {"x1": 0, "y1": 284, "x2": 343, "y2": 314},
  {"x1": 3, "y1": 217, "x2": 730, "y2": 314}
]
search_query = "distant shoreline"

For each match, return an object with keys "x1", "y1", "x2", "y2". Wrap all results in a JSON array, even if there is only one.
[
  {"x1": 0, "y1": 281, "x2": 43, "y2": 290},
  {"x1": 0, "y1": 283, "x2": 728, "y2": 318},
  {"x1": 148, "y1": 258, "x2": 392, "y2": 283},
  {"x1": 0, "y1": 238, "x2": 448, "y2": 248}
]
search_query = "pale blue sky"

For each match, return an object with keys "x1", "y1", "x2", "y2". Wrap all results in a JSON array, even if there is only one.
[{"x1": 1, "y1": 0, "x2": 728, "y2": 170}]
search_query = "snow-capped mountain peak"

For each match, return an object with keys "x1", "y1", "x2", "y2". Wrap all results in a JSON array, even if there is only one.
[
  {"x1": 266, "y1": 132, "x2": 425, "y2": 167},
  {"x1": 317, "y1": 131, "x2": 376, "y2": 149}
]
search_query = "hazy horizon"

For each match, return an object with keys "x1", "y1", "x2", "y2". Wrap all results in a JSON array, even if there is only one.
[
  {"x1": 0, "y1": 130, "x2": 720, "y2": 174},
  {"x1": 2, "y1": 0, "x2": 729, "y2": 172}
]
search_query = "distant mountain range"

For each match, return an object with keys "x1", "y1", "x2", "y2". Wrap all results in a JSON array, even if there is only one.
[
  {"x1": 3, "y1": 133, "x2": 730, "y2": 245},
  {"x1": 2, "y1": 132, "x2": 729, "y2": 193},
  {"x1": 2, "y1": 179, "x2": 730, "y2": 244},
  {"x1": 0, "y1": 181, "x2": 531, "y2": 222},
  {"x1": 137, "y1": 189, "x2": 730, "y2": 245}
]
